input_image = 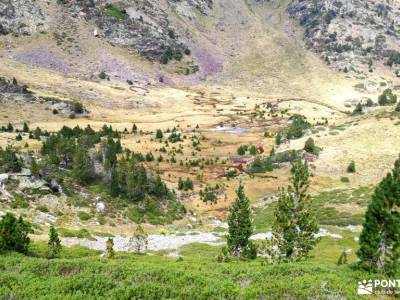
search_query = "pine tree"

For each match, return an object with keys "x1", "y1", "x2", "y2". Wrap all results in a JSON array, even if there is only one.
[
  {"x1": 272, "y1": 160, "x2": 319, "y2": 261},
  {"x1": 47, "y1": 225, "x2": 61, "y2": 258},
  {"x1": 178, "y1": 177, "x2": 184, "y2": 190},
  {"x1": 22, "y1": 122, "x2": 29, "y2": 132},
  {"x1": 156, "y1": 129, "x2": 163, "y2": 139},
  {"x1": 357, "y1": 157, "x2": 400, "y2": 275},
  {"x1": 275, "y1": 132, "x2": 282, "y2": 145},
  {"x1": 237, "y1": 145, "x2": 246, "y2": 155},
  {"x1": 304, "y1": 138, "x2": 320, "y2": 155},
  {"x1": 347, "y1": 161, "x2": 356, "y2": 173},
  {"x1": 249, "y1": 145, "x2": 258, "y2": 155},
  {"x1": 129, "y1": 224, "x2": 148, "y2": 253},
  {"x1": 227, "y1": 183, "x2": 255, "y2": 258},
  {"x1": 7, "y1": 123, "x2": 13, "y2": 132},
  {"x1": 30, "y1": 157, "x2": 40, "y2": 177},
  {"x1": 72, "y1": 147, "x2": 92, "y2": 184},
  {"x1": 132, "y1": 124, "x2": 138, "y2": 134},
  {"x1": 110, "y1": 167, "x2": 120, "y2": 197},
  {"x1": 106, "y1": 237, "x2": 115, "y2": 258},
  {"x1": 0, "y1": 146, "x2": 22, "y2": 173},
  {"x1": 0, "y1": 213, "x2": 31, "y2": 254},
  {"x1": 352, "y1": 102, "x2": 363, "y2": 115},
  {"x1": 184, "y1": 178, "x2": 193, "y2": 190}
]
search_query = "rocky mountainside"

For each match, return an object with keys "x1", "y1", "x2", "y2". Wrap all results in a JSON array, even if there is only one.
[
  {"x1": 0, "y1": 0, "x2": 48, "y2": 36},
  {"x1": 288, "y1": 0, "x2": 400, "y2": 74},
  {"x1": 62, "y1": 0, "x2": 200, "y2": 63},
  {"x1": 0, "y1": 0, "x2": 398, "y2": 99}
]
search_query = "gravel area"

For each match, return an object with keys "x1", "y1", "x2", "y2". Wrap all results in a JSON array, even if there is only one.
[{"x1": 61, "y1": 229, "x2": 342, "y2": 253}]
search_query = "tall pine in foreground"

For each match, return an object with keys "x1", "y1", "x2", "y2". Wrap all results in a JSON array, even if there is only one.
[
  {"x1": 358, "y1": 157, "x2": 400, "y2": 275},
  {"x1": 272, "y1": 160, "x2": 319, "y2": 261},
  {"x1": 227, "y1": 183, "x2": 256, "y2": 259}
]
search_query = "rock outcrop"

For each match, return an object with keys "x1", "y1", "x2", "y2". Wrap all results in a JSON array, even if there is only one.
[
  {"x1": 62, "y1": 0, "x2": 205, "y2": 63},
  {"x1": 288, "y1": 0, "x2": 400, "y2": 72},
  {"x1": 0, "y1": 0, "x2": 48, "y2": 36}
]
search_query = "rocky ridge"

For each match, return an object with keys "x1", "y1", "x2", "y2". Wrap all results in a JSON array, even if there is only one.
[
  {"x1": 0, "y1": 0, "x2": 48, "y2": 36},
  {"x1": 288, "y1": 0, "x2": 400, "y2": 73}
]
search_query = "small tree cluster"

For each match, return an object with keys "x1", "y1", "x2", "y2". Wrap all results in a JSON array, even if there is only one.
[
  {"x1": 285, "y1": 114, "x2": 311, "y2": 140},
  {"x1": 0, "y1": 213, "x2": 32, "y2": 254},
  {"x1": 199, "y1": 184, "x2": 221, "y2": 204},
  {"x1": 178, "y1": 177, "x2": 194, "y2": 191},
  {"x1": 0, "y1": 146, "x2": 22, "y2": 173},
  {"x1": 110, "y1": 153, "x2": 170, "y2": 201},
  {"x1": 237, "y1": 145, "x2": 258, "y2": 156}
]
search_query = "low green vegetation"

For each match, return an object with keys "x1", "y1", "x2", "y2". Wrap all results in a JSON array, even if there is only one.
[
  {"x1": 77, "y1": 211, "x2": 92, "y2": 221},
  {"x1": 57, "y1": 228, "x2": 94, "y2": 240},
  {"x1": 0, "y1": 241, "x2": 373, "y2": 299},
  {"x1": 254, "y1": 187, "x2": 371, "y2": 232},
  {"x1": 102, "y1": 3, "x2": 128, "y2": 20}
]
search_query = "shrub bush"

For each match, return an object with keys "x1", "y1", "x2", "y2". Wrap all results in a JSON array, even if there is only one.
[
  {"x1": 77, "y1": 211, "x2": 92, "y2": 221},
  {"x1": 347, "y1": 161, "x2": 356, "y2": 173},
  {"x1": 378, "y1": 89, "x2": 397, "y2": 106}
]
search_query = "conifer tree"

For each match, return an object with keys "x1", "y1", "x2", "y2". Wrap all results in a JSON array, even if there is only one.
[
  {"x1": 22, "y1": 122, "x2": 29, "y2": 132},
  {"x1": 7, "y1": 123, "x2": 13, "y2": 132},
  {"x1": 249, "y1": 145, "x2": 258, "y2": 155},
  {"x1": 357, "y1": 157, "x2": 400, "y2": 275},
  {"x1": 72, "y1": 147, "x2": 92, "y2": 184},
  {"x1": 110, "y1": 167, "x2": 120, "y2": 197},
  {"x1": 106, "y1": 238, "x2": 115, "y2": 258},
  {"x1": 47, "y1": 225, "x2": 61, "y2": 258},
  {"x1": 272, "y1": 160, "x2": 319, "y2": 261},
  {"x1": 347, "y1": 161, "x2": 356, "y2": 173},
  {"x1": 227, "y1": 183, "x2": 255, "y2": 258},
  {"x1": 30, "y1": 157, "x2": 40, "y2": 177},
  {"x1": 275, "y1": 132, "x2": 282, "y2": 145},
  {"x1": 178, "y1": 177, "x2": 184, "y2": 190},
  {"x1": 132, "y1": 124, "x2": 137, "y2": 134},
  {"x1": 0, "y1": 146, "x2": 22, "y2": 173},
  {"x1": 129, "y1": 224, "x2": 148, "y2": 253},
  {"x1": 156, "y1": 129, "x2": 163, "y2": 139},
  {"x1": 0, "y1": 213, "x2": 31, "y2": 254}
]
